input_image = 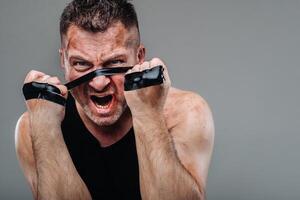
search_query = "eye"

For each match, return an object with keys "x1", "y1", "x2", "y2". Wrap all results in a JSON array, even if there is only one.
[
  {"x1": 72, "y1": 61, "x2": 93, "y2": 71},
  {"x1": 108, "y1": 59, "x2": 125, "y2": 66}
]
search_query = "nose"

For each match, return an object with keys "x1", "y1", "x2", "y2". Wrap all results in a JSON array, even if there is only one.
[{"x1": 88, "y1": 75, "x2": 111, "y2": 92}]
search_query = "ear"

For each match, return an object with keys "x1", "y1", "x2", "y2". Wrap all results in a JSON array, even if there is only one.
[
  {"x1": 137, "y1": 44, "x2": 145, "y2": 64},
  {"x1": 59, "y1": 48, "x2": 65, "y2": 69}
]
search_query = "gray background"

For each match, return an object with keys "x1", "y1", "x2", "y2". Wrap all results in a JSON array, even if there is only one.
[{"x1": 0, "y1": 0, "x2": 299, "y2": 199}]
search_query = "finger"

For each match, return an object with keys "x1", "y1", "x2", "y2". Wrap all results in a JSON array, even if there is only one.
[
  {"x1": 44, "y1": 77, "x2": 67, "y2": 97},
  {"x1": 140, "y1": 61, "x2": 150, "y2": 70},
  {"x1": 40, "y1": 75, "x2": 51, "y2": 81},
  {"x1": 24, "y1": 70, "x2": 46, "y2": 83},
  {"x1": 126, "y1": 64, "x2": 141, "y2": 74},
  {"x1": 42, "y1": 76, "x2": 67, "y2": 97},
  {"x1": 45, "y1": 76, "x2": 61, "y2": 85},
  {"x1": 55, "y1": 84, "x2": 68, "y2": 97}
]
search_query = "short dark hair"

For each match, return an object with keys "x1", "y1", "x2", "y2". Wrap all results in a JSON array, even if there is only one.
[{"x1": 60, "y1": 0, "x2": 139, "y2": 38}]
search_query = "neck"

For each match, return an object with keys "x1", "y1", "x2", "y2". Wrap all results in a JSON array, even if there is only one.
[{"x1": 76, "y1": 102, "x2": 133, "y2": 147}]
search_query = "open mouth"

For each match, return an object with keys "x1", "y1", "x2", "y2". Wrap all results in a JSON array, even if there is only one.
[{"x1": 91, "y1": 95, "x2": 113, "y2": 109}]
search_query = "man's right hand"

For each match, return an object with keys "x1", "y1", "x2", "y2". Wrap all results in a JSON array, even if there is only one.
[{"x1": 24, "y1": 70, "x2": 68, "y2": 130}]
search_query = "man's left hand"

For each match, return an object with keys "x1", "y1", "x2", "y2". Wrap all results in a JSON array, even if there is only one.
[{"x1": 124, "y1": 58, "x2": 171, "y2": 117}]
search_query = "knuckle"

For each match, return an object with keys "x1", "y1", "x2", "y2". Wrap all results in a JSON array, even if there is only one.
[
  {"x1": 41, "y1": 75, "x2": 50, "y2": 80},
  {"x1": 26, "y1": 70, "x2": 34, "y2": 79},
  {"x1": 151, "y1": 57, "x2": 161, "y2": 64},
  {"x1": 151, "y1": 58, "x2": 165, "y2": 68},
  {"x1": 47, "y1": 76, "x2": 61, "y2": 85},
  {"x1": 132, "y1": 65, "x2": 140, "y2": 71},
  {"x1": 25, "y1": 70, "x2": 42, "y2": 83},
  {"x1": 126, "y1": 69, "x2": 132, "y2": 74},
  {"x1": 52, "y1": 76, "x2": 60, "y2": 82},
  {"x1": 28, "y1": 70, "x2": 37, "y2": 74},
  {"x1": 141, "y1": 61, "x2": 149, "y2": 68}
]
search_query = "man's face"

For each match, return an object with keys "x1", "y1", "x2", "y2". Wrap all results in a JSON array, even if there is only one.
[{"x1": 60, "y1": 22, "x2": 144, "y2": 126}]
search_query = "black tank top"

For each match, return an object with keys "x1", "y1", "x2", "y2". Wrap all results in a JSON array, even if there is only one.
[{"x1": 61, "y1": 95, "x2": 141, "y2": 200}]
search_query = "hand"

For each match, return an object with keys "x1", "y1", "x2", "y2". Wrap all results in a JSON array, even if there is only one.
[
  {"x1": 24, "y1": 70, "x2": 68, "y2": 127},
  {"x1": 124, "y1": 58, "x2": 171, "y2": 117}
]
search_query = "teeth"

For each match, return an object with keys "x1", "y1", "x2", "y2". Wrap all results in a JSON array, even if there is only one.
[
  {"x1": 97, "y1": 104, "x2": 110, "y2": 109},
  {"x1": 91, "y1": 95, "x2": 113, "y2": 109}
]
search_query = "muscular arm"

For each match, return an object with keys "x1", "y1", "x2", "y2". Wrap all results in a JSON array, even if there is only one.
[
  {"x1": 15, "y1": 112, "x2": 91, "y2": 200},
  {"x1": 132, "y1": 92, "x2": 214, "y2": 200},
  {"x1": 16, "y1": 113, "x2": 91, "y2": 199},
  {"x1": 16, "y1": 111, "x2": 91, "y2": 199},
  {"x1": 124, "y1": 58, "x2": 214, "y2": 199}
]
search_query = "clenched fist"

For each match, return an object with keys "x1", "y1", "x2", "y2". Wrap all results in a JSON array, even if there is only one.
[
  {"x1": 124, "y1": 58, "x2": 171, "y2": 117},
  {"x1": 24, "y1": 70, "x2": 68, "y2": 128}
]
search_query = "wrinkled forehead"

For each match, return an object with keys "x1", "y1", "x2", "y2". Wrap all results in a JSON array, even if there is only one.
[{"x1": 61, "y1": 22, "x2": 140, "y2": 55}]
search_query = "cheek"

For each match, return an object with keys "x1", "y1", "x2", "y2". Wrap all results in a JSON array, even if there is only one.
[{"x1": 111, "y1": 75, "x2": 125, "y2": 94}]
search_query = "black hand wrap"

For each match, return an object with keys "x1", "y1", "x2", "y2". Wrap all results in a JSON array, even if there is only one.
[
  {"x1": 65, "y1": 67, "x2": 133, "y2": 90},
  {"x1": 124, "y1": 65, "x2": 165, "y2": 91},
  {"x1": 22, "y1": 65, "x2": 165, "y2": 105},
  {"x1": 22, "y1": 82, "x2": 66, "y2": 106}
]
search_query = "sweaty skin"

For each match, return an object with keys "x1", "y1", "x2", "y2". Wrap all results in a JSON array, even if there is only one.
[{"x1": 15, "y1": 22, "x2": 214, "y2": 200}]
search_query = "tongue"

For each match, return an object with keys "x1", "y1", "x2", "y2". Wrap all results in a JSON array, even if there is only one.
[{"x1": 91, "y1": 95, "x2": 112, "y2": 107}]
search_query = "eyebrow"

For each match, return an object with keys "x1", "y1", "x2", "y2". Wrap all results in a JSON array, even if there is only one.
[
  {"x1": 105, "y1": 53, "x2": 127, "y2": 61},
  {"x1": 101, "y1": 50, "x2": 129, "y2": 62},
  {"x1": 65, "y1": 48, "x2": 91, "y2": 60},
  {"x1": 68, "y1": 55, "x2": 90, "y2": 62}
]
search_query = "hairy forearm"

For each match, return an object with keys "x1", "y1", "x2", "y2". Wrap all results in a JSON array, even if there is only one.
[
  {"x1": 133, "y1": 114, "x2": 204, "y2": 200},
  {"x1": 31, "y1": 122, "x2": 91, "y2": 200}
]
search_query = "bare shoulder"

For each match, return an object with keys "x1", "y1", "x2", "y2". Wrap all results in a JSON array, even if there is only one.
[
  {"x1": 15, "y1": 112, "x2": 37, "y2": 195},
  {"x1": 165, "y1": 87, "x2": 211, "y2": 114},
  {"x1": 164, "y1": 87, "x2": 215, "y2": 140}
]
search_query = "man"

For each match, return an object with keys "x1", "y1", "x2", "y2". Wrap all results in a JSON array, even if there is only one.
[{"x1": 15, "y1": 0, "x2": 214, "y2": 199}]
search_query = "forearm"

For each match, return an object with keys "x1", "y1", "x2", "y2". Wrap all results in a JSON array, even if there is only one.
[
  {"x1": 31, "y1": 122, "x2": 91, "y2": 200},
  {"x1": 133, "y1": 113, "x2": 204, "y2": 200}
]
